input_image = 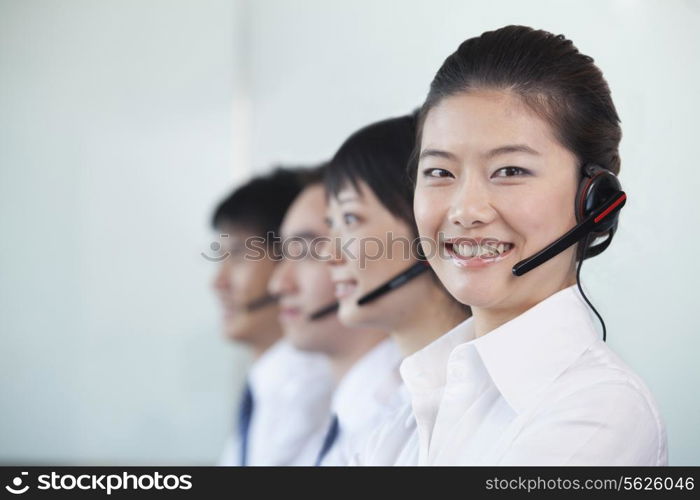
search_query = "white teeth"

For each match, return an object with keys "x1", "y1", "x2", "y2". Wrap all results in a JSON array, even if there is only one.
[
  {"x1": 477, "y1": 246, "x2": 496, "y2": 257},
  {"x1": 496, "y1": 243, "x2": 513, "y2": 255},
  {"x1": 492, "y1": 243, "x2": 513, "y2": 256},
  {"x1": 453, "y1": 243, "x2": 476, "y2": 258},
  {"x1": 451, "y1": 242, "x2": 513, "y2": 258}
]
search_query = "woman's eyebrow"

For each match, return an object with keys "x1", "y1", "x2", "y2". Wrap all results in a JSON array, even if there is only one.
[
  {"x1": 282, "y1": 230, "x2": 320, "y2": 241},
  {"x1": 419, "y1": 144, "x2": 540, "y2": 162},
  {"x1": 419, "y1": 148, "x2": 458, "y2": 161},
  {"x1": 484, "y1": 144, "x2": 540, "y2": 159}
]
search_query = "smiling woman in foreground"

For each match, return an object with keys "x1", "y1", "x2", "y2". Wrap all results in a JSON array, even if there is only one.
[{"x1": 359, "y1": 25, "x2": 667, "y2": 465}]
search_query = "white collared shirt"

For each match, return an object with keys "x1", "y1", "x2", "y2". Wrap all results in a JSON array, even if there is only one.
[
  {"x1": 219, "y1": 339, "x2": 334, "y2": 466},
  {"x1": 320, "y1": 338, "x2": 404, "y2": 466},
  {"x1": 359, "y1": 285, "x2": 667, "y2": 465}
]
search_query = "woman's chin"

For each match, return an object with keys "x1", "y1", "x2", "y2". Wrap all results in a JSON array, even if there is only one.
[
  {"x1": 337, "y1": 300, "x2": 366, "y2": 328},
  {"x1": 442, "y1": 278, "x2": 508, "y2": 311}
]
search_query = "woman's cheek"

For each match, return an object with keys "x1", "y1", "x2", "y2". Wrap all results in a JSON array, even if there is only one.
[
  {"x1": 501, "y1": 199, "x2": 544, "y2": 244},
  {"x1": 346, "y1": 238, "x2": 361, "y2": 270},
  {"x1": 414, "y1": 190, "x2": 440, "y2": 239},
  {"x1": 527, "y1": 189, "x2": 576, "y2": 243}
]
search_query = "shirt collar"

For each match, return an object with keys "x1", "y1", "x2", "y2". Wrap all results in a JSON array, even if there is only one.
[
  {"x1": 401, "y1": 285, "x2": 601, "y2": 414},
  {"x1": 248, "y1": 339, "x2": 331, "y2": 397},
  {"x1": 400, "y1": 316, "x2": 476, "y2": 393},
  {"x1": 333, "y1": 338, "x2": 402, "y2": 432},
  {"x1": 472, "y1": 285, "x2": 600, "y2": 414}
]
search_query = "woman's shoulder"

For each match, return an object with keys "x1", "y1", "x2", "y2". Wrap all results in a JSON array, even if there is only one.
[
  {"x1": 556, "y1": 339, "x2": 660, "y2": 407},
  {"x1": 526, "y1": 341, "x2": 668, "y2": 465}
]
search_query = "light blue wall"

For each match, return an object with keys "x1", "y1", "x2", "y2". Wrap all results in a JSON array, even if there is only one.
[{"x1": 0, "y1": 0, "x2": 250, "y2": 464}]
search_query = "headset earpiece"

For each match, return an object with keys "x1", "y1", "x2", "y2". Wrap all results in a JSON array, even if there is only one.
[
  {"x1": 513, "y1": 163, "x2": 625, "y2": 281},
  {"x1": 575, "y1": 164, "x2": 622, "y2": 260}
]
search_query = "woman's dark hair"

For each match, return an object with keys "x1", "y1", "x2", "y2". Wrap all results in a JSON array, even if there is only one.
[
  {"x1": 412, "y1": 25, "x2": 622, "y2": 182},
  {"x1": 325, "y1": 114, "x2": 418, "y2": 236}
]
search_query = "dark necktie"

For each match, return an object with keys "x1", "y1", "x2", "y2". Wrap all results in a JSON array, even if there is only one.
[
  {"x1": 315, "y1": 414, "x2": 340, "y2": 466},
  {"x1": 237, "y1": 381, "x2": 254, "y2": 466}
]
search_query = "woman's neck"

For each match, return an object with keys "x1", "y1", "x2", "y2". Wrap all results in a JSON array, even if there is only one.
[{"x1": 472, "y1": 277, "x2": 577, "y2": 338}]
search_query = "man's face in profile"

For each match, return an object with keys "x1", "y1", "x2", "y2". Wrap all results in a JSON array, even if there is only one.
[
  {"x1": 211, "y1": 224, "x2": 281, "y2": 344},
  {"x1": 269, "y1": 185, "x2": 341, "y2": 352}
]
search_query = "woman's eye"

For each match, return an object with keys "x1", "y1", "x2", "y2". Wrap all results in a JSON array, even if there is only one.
[
  {"x1": 422, "y1": 167, "x2": 453, "y2": 179},
  {"x1": 492, "y1": 166, "x2": 530, "y2": 178},
  {"x1": 343, "y1": 213, "x2": 359, "y2": 226}
]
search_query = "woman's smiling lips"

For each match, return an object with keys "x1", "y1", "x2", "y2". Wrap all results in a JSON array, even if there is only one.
[{"x1": 443, "y1": 237, "x2": 516, "y2": 269}]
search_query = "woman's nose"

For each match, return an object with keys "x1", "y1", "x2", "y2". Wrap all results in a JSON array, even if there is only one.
[
  {"x1": 322, "y1": 233, "x2": 346, "y2": 266},
  {"x1": 447, "y1": 175, "x2": 497, "y2": 229}
]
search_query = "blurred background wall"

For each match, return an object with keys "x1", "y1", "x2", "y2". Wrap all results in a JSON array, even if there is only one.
[
  {"x1": 0, "y1": 0, "x2": 248, "y2": 465},
  {"x1": 1, "y1": 0, "x2": 698, "y2": 464}
]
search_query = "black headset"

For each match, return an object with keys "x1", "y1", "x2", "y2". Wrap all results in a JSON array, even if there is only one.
[
  {"x1": 512, "y1": 164, "x2": 626, "y2": 277},
  {"x1": 512, "y1": 164, "x2": 626, "y2": 341},
  {"x1": 575, "y1": 164, "x2": 624, "y2": 260}
]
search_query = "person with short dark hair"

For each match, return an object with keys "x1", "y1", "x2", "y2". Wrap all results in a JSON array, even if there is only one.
[
  {"x1": 211, "y1": 167, "x2": 333, "y2": 466},
  {"x1": 323, "y1": 114, "x2": 471, "y2": 465},
  {"x1": 324, "y1": 114, "x2": 470, "y2": 356},
  {"x1": 268, "y1": 165, "x2": 404, "y2": 466}
]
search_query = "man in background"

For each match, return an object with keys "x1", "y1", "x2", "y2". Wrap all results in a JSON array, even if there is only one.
[
  {"x1": 211, "y1": 167, "x2": 333, "y2": 466},
  {"x1": 268, "y1": 166, "x2": 404, "y2": 465}
]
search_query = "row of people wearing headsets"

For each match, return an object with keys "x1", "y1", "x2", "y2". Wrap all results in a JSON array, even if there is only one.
[{"x1": 211, "y1": 25, "x2": 667, "y2": 466}]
